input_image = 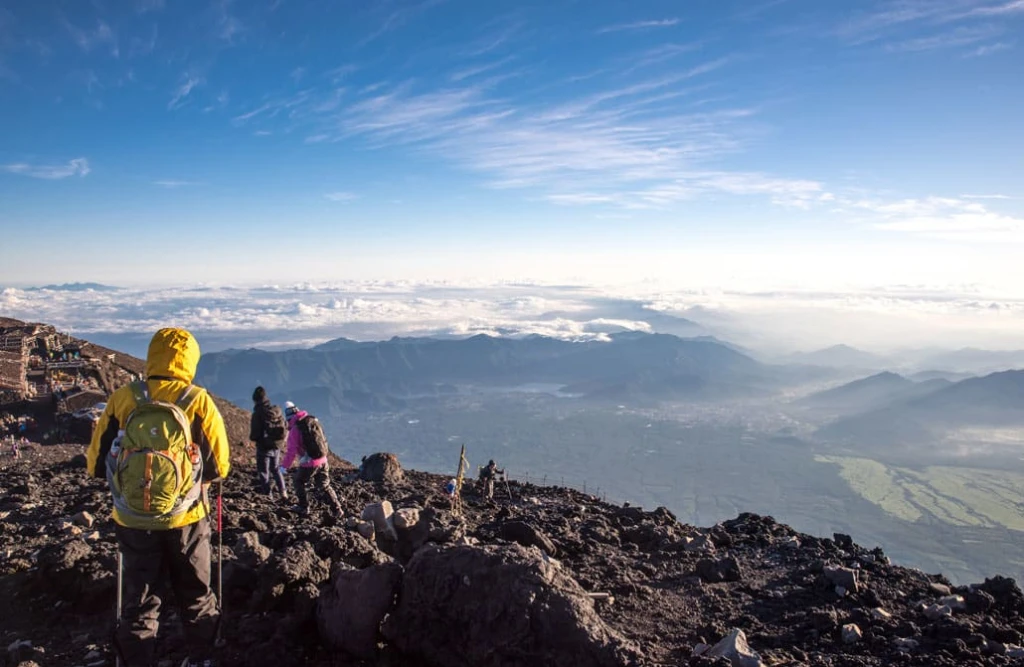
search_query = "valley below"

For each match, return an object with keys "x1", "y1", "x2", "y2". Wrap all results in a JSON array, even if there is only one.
[{"x1": 311, "y1": 390, "x2": 1024, "y2": 586}]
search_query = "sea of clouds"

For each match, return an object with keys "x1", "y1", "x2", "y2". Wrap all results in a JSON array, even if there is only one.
[{"x1": 2, "y1": 281, "x2": 1023, "y2": 359}]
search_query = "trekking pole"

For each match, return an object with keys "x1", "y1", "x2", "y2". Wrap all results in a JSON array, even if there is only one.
[
  {"x1": 503, "y1": 474, "x2": 512, "y2": 501},
  {"x1": 215, "y1": 479, "x2": 226, "y2": 649},
  {"x1": 114, "y1": 550, "x2": 124, "y2": 667}
]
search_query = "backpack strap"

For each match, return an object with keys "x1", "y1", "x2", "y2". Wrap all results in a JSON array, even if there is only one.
[
  {"x1": 176, "y1": 384, "x2": 201, "y2": 412},
  {"x1": 130, "y1": 381, "x2": 151, "y2": 407}
]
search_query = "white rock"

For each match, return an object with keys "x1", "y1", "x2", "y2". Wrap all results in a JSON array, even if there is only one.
[
  {"x1": 842, "y1": 623, "x2": 863, "y2": 645},
  {"x1": 893, "y1": 637, "x2": 919, "y2": 651},
  {"x1": 871, "y1": 607, "x2": 892, "y2": 621},
  {"x1": 922, "y1": 603, "x2": 953, "y2": 621},
  {"x1": 691, "y1": 643, "x2": 711, "y2": 657},
  {"x1": 938, "y1": 594, "x2": 966, "y2": 611},
  {"x1": 707, "y1": 628, "x2": 765, "y2": 667},
  {"x1": 72, "y1": 511, "x2": 95, "y2": 528},
  {"x1": 1006, "y1": 644, "x2": 1024, "y2": 658},
  {"x1": 360, "y1": 501, "x2": 396, "y2": 539},
  {"x1": 393, "y1": 507, "x2": 421, "y2": 530}
]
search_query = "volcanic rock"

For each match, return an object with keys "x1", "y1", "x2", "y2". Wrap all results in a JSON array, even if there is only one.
[
  {"x1": 317, "y1": 562, "x2": 403, "y2": 659},
  {"x1": 381, "y1": 543, "x2": 640, "y2": 667}
]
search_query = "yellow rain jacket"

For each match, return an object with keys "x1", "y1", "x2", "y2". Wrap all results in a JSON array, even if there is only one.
[{"x1": 86, "y1": 328, "x2": 231, "y2": 529}]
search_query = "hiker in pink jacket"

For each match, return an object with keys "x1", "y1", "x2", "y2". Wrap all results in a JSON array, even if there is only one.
[{"x1": 280, "y1": 402, "x2": 342, "y2": 516}]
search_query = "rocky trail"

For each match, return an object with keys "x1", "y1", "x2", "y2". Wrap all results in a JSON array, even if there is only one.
[{"x1": 2, "y1": 442, "x2": 1024, "y2": 667}]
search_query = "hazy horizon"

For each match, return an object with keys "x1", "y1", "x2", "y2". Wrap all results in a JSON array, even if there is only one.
[{"x1": 4, "y1": 280, "x2": 1024, "y2": 363}]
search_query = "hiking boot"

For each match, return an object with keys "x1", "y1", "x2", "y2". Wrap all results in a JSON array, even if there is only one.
[{"x1": 180, "y1": 658, "x2": 216, "y2": 667}]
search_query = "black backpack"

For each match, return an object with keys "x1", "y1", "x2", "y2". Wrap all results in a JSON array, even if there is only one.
[
  {"x1": 263, "y1": 404, "x2": 287, "y2": 444},
  {"x1": 298, "y1": 415, "x2": 329, "y2": 459}
]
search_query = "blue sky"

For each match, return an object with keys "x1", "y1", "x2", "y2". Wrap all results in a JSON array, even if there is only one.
[{"x1": 1, "y1": 0, "x2": 1022, "y2": 288}]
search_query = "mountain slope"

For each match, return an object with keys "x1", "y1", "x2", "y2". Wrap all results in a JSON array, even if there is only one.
[
  {"x1": 798, "y1": 371, "x2": 949, "y2": 416},
  {"x1": 196, "y1": 332, "x2": 768, "y2": 407},
  {"x1": 817, "y1": 369, "x2": 1024, "y2": 447}
]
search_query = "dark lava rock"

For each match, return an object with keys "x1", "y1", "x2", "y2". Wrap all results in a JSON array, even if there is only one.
[
  {"x1": 500, "y1": 520, "x2": 558, "y2": 557},
  {"x1": 696, "y1": 557, "x2": 743, "y2": 583},
  {"x1": 318, "y1": 562, "x2": 404, "y2": 659},
  {"x1": 381, "y1": 544, "x2": 641, "y2": 667},
  {"x1": 358, "y1": 452, "x2": 404, "y2": 484}
]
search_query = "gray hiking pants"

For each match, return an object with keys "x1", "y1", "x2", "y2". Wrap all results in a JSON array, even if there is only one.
[
  {"x1": 294, "y1": 464, "x2": 342, "y2": 514},
  {"x1": 115, "y1": 519, "x2": 219, "y2": 666}
]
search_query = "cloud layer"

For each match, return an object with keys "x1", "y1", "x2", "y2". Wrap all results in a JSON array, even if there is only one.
[{"x1": 2, "y1": 281, "x2": 1023, "y2": 356}]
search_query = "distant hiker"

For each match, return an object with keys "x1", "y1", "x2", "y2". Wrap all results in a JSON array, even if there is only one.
[
  {"x1": 249, "y1": 386, "x2": 288, "y2": 499},
  {"x1": 86, "y1": 328, "x2": 230, "y2": 667},
  {"x1": 10, "y1": 437, "x2": 19, "y2": 459},
  {"x1": 444, "y1": 478, "x2": 457, "y2": 510},
  {"x1": 478, "y1": 459, "x2": 504, "y2": 500},
  {"x1": 280, "y1": 402, "x2": 343, "y2": 517}
]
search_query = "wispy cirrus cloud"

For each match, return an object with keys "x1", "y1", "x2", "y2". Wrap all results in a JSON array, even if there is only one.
[
  {"x1": 153, "y1": 179, "x2": 199, "y2": 188},
  {"x1": 312, "y1": 57, "x2": 804, "y2": 210},
  {"x1": 64, "y1": 19, "x2": 119, "y2": 57},
  {"x1": 358, "y1": 0, "x2": 446, "y2": 48},
  {"x1": 853, "y1": 196, "x2": 1024, "y2": 242},
  {"x1": 596, "y1": 18, "x2": 680, "y2": 35},
  {"x1": 324, "y1": 191, "x2": 358, "y2": 202},
  {"x1": 2, "y1": 158, "x2": 90, "y2": 179},
  {"x1": 450, "y1": 56, "x2": 516, "y2": 82},
  {"x1": 965, "y1": 41, "x2": 1013, "y2": 56},
  {"x1": 886, "y1": 24, "x2": 1002, "y2": 51},
  {"x1": 168, "y1": 73, "x2": 203, "y2": 109},
  {"x1": 837, "y1": 0, "x2": 1024, "y2": 50}
]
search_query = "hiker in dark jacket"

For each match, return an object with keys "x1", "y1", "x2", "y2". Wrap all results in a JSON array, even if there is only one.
[
  {"x1": 249, "y1": 386, "x2": 288, "y2": 499},
  {"x1": 280, "y1": 401, "x2": 342, "y2": 517},
  {"x1": 478, "y1": 459, "x2": 504, "y2": 500}
]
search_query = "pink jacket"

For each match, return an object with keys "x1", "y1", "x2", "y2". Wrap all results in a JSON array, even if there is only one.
[{"x1": 281, "y1": 410, "x2": 328, "y2": 469}]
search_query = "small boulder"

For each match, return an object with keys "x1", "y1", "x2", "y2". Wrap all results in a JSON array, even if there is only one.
[
  {"x1": 929, "y1": 582, "x2": 952, "y2": 596},
  {"x1": 500, "y1": 521, "x2": 557, "y2": 557},
  {"x1": 823, "y1": 565, "x2": 859, "y2": 594},
  {"x1": 72, "y1": 511, "x2": 95, "y2": 528},
  {"x1": 842, "y1": 623, "x2": 862, "y2": 645},
  {"x1": 893, "y1": 637, "x2": 919, "y2": 652},
  {"x1": 357, "y1": 522, "x2": 376, "y2": 541},
  {"x1": 870, "y1": 607, "x2": 892, "y2": 621},
  {"x1": 706, "y1": 628, "x2": 764, "y2": 667},
  {"x1": 358, "y1": 453, "x2": 403, "y2": 484},
  {"x1": 361, "y1": 501, "x2": 397, "y2": 540},
  {"x1": 696, "y1": 557, "x2": 743, "y2": 583},
  {"x1": 922, "y1": 603, "x2": 953, "y2": 621},
  {"x1": 938, "y1": 594, "x2": 966, "y2": 611},
  {"x1": 234, "y1": 532, "x2": 272, "y2": 568},
  {"x1": 394, "y1": 507, "x2": 421, "y2": 530}
]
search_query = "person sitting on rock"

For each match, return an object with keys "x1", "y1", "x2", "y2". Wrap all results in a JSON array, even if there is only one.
[
  {"x1": 478, "y1": 459, "x2": 504, "y2": 500},
  {"x1": 280, "y1": 401, "x2": 343, "y2": 517},
  {"x1": 248, "y1": 386, "x2": 288, "y2": 500},
  {"x1": 86, "y1": 327, "x2": 230, "y2": 667}
]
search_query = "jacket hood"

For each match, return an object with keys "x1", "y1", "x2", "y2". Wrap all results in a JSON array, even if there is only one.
[
  {"x1": 145, "y1": 328, "x2": 201, "y2": 383},
  {"x1": 288, "y1": 409, "x2": 309, "y2": 427}
]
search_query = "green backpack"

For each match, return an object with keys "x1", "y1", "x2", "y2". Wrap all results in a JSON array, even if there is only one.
[{"x1": 106, "y1": 382, "x2": 204, "y2": 529}]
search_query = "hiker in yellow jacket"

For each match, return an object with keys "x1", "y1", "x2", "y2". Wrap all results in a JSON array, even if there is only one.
[{"x1": 87, "y1": 328, "x2": 230, "y2": 667}]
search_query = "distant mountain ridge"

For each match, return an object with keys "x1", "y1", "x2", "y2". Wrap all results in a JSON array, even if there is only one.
[
  {"x1": 798, "y1": 371, "x2": 951, "y2": 416},
  {"x1": 196, "y1": 332, "x2": 768, "y2": 410},
  {"x1": 817, "y1": 369, "x2": 1024, "y2": 447},
  {"x1": 784, "y1": 344, "x2": 890, "y2": 370},
  {"x1": 24, "y1": 282, "x2": 119, "y2": 292}
]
